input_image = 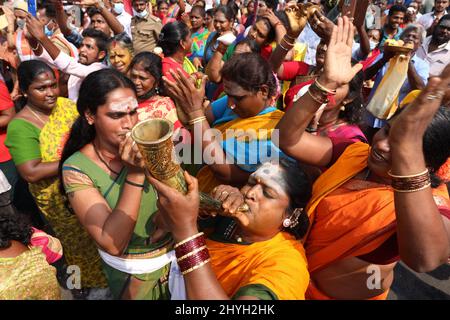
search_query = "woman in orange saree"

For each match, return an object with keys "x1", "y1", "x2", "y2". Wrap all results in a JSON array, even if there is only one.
[{"x1": 276, "y1": 16, "x2": 450, "y2": 300}]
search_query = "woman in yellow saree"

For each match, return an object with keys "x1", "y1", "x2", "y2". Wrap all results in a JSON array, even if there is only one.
[
  {"x1": 276, "y1": 17, "x2": 450, "y2": 300},
  {"x1": 164, "y1": 52, "x2": 286, "y2": 193},
  {"x1": 5, "y1": 60, "x2": 107, "y2": 293},
  {"x1": 148, "y1": 158, "x2": 312, "y2": 300}
]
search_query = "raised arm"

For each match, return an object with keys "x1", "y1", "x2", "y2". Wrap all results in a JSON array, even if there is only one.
[
  {"x1": 388, "y1": 65, "x2": 450, "y2": 272},
  {"x1": 164, "y1": 70, "x2": 251, "y2": 186},
  {"x1": 269, "y1": 4, "x2": 309, "y2": 76},
  {"x1": 80, "y1": 0, "x2": 125, "y2": 35},
  {"x1": 49, "y1": 0, "x2": 73, "y2": 36},
  {"x1": 275, "y1": 16, "x2": 363, "y2": 167},
  {"x1": 261, "y1": 9, "x2": 286, "y2": 44},
  {"x1": 3, "y1": 6, "x2": 16, "y2": 50},
  {"x1": 65, "y1": 135, "x2": 147, "y2": 256}
]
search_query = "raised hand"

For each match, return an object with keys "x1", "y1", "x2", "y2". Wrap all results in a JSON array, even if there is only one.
[
  {"x1": 319, "y1": 16, "x2": 363, "y2": 90},
  {"x1": 308, "y1": 8, "x2": 334, "y2": 41},
  {"x1": 163, "y1": 69, "x2": 208, "y2": 117},
  {"x1": 284, "y1": 4, "x2": 309, "y2": 38},
  {"x1": 2, "y1": 6, "x2": 16, "y2": 28},
  {"x1": 24, "y1": 14, "x2": 45, "y2": 41}
]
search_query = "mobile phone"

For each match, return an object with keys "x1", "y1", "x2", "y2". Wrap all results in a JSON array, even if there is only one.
[{"x1": 28, "y1": 0, "x2": 37, "y2": 17}]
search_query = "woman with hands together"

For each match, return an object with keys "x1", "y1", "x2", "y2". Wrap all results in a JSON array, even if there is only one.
[
  {"x1": 148, "y1": 158, "x2": 312, "y2": 300},
  {"x1": 164, "y1": 52, "x2": 287, "y2": 193},
  {"x1": 276, "y1": 16, "x2": 450, "y2": 300}
]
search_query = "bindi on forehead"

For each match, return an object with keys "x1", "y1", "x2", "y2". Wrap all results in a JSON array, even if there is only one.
[{"x1": 109, "y1": 96, "x2": 138, "y2": 113}]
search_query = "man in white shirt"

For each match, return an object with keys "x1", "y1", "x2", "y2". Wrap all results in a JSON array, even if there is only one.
[
  {"x1": 418, "y1": 0, "x2": 449, "y2": 33},
  {"x1": 26, "y1": 16, "x2": 109, "y2": 101},
  {"x1": 111, "y1": 0, "x2": 133, "y2": 38},
  {"x1": 416, "y1": 14, "x2": 450, "y2": 76}
]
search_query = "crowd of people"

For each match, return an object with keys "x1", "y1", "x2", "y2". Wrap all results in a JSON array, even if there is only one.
[{"x1": 0, "y1": 0, "x2": 449, "y2": 300}]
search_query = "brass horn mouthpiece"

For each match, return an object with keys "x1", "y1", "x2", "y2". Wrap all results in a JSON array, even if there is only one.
[{"x1": 131, "y1": 118, "x2": 249, "y2": 216}]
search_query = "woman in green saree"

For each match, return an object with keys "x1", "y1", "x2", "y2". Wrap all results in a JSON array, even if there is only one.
[{"x1": 60, "y1": 68, "x2": 176, "y2": 300}]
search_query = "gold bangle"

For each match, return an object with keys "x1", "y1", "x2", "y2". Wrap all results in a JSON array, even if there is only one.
[
  {"x1": 314, "y1": 79, "x2": 337, "y2": 95},
  {"x1": 176, "y1": 245, "x2": 207, "y2": 262},
  {"x1": 388, "y1": 168, "x2": 429, "y2": 178},
  {"x1": 285, "y1": 34, "x2": 297, "y2": 41},
  {"x1": 306, "y1": 87, "x2": 327, "y2": 105},
  {"x1": 174, "y1": 232, "x2": 204, "y2": 249},
  {"x1": 181, "y1": 258, "x2": 211, "y2": 275},
  {"x1": 392, "y1": 183, "x2": 431, "y2": 193},
  {"x1": 188, "y1": 116, "x2": 207, "y2": 126},
  {"x1": 30, "y1": 42, "x2": 40, "y2": 51}
]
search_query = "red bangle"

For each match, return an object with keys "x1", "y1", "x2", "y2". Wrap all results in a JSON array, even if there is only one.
[
  {"x1": 175, "y1": 235, "x2": 206, "y2": 259},
  {"x1": 177, "y1": 247, "x2": 210, "y2": 272}
]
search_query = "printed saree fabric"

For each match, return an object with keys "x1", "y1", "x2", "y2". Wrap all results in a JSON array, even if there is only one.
[
  {"x1": 304, "y1": 142, "x2": 450, "y2": 273},
  {"x1": 31, "y1": 97, "x2": 107, "y2": 288},
  {"x1": 196, "y1": 108, "x2": 285, "y2": 193},
  {"x1": 0, "y1": 247, "x2": 61, "y2": 300}
]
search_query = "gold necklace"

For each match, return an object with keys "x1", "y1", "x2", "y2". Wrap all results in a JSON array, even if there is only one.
[{"x1": 27, "y1": 106, "x2": 47, "y2": 126}]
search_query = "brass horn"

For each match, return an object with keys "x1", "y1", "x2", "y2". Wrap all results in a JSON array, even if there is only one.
[{"x1": 131, "y1": 118, "x2": 249, "y2": 217}]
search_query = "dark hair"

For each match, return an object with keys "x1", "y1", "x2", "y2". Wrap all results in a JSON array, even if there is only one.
[
  {"x1": 157, "y1": 0, "x2": 169, "y2": 8},
  {"x1": 221, "y1": 52, "x2": 277, "y2": 98},
  {"x1": 191, "y1": 5, "x2": 206, "y2": 17},
  {"x1": 43, "y1": 3, "x2": 57, "y2": 19},
  {"x1": 17, "y1": 60, "x2": 55, "y2": 93},
  {"x1": 129, "y1": 52, "x2": 165, "y2": 97},
  {"x1": 0, "y1": 211, "x2": 32, "y2": 249},
  {"x1": 423, "y1": 107, "x2": 450, "y2": 187},
  {"x1": 338, "y1": 60, "x2": 364, "y2": 125},
  {"x1": 87, "y1": 6, "x2": 103, "y2": 18},
  {"x1": 438, "y1": 13, "x2": 450, "y2": 24},
  {"x1": 254, "y1": 16, "x2": 276, "y2": 44},
  {"x1": 389, "y1": 4, "x2": 407, "y2": 16},
  {"x1": 214, "y1": 5, "x2": 236, "y2": 22},
  {"x1": 109, "y1": 32, "x2": 134, "y2": 55},
  {"x1": 277, "y1": 157, "x2": 312, "y2": 239},
  {"x1": 158, "y1": 21, "x2": 190, "y2": 56},
  {"x1": 81, "y1": 28, "x2": 110, "y2": 57},
  {"x1": 262, "y1": 0, "x2": 278, "y2": 11},
  {"x1": 235, "y1": 37, "x2": 261, "y2": 53},
  {"x1": 59, "y1": 69, "x2": 136, "y2": 191},
  {"x1": 206, "y1": 8, "x2": 215, "y2": 17}
]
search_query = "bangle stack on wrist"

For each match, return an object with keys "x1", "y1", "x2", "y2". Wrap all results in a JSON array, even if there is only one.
[
  {"x1": 307, "y1": 79, "x2": 337, "y2": 105},
  {"x1": 175, "y1": 232, "x2": 211, "y2": 275},
  {"x1": 388, "y1": 169, "x2": 431, "y2": 193},
  {"x1": 279, "y1": 35, "x2": 295, "y2": 51},
  {"x1": 188, "y1": 116, "x2": 206, "y2": 128}
]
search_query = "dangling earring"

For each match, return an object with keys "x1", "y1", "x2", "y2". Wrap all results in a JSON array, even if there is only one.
[
  {"x1": 282, "y1": 218, "x2": 291, "y2": 228},
  {"x1": 340, "y1": 105, "x2": 346, "y2": 111}
]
